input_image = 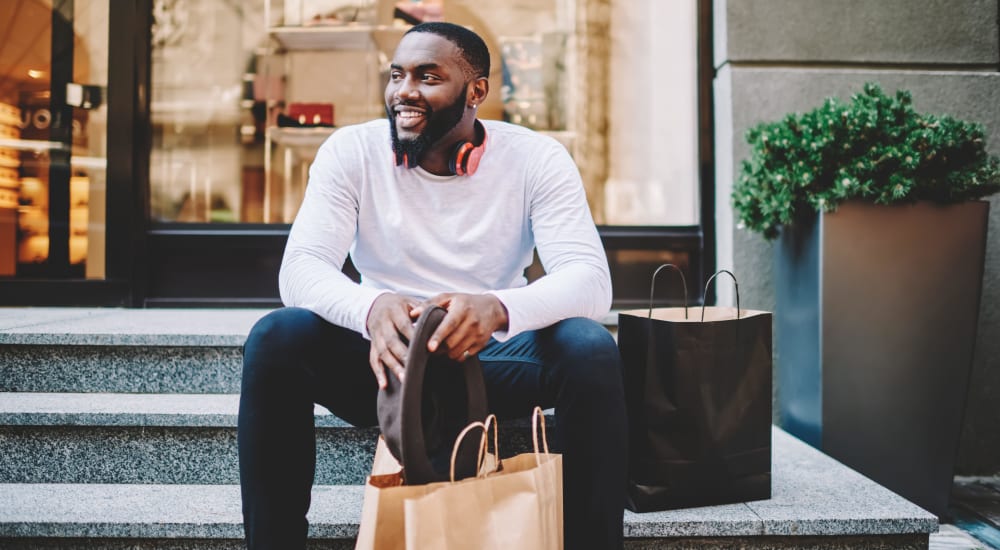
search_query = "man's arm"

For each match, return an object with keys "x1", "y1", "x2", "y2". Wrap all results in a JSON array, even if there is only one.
[
  {"x1": 487, "y1": 137, "x2": 613, "y2": 339},
  {"x1": 422, "y1": 137, "x2": 611, "y2": 352},
  {"x1": 278, "y1": 130, "x2": 414, "y2": 387},
  {"x1": 278, "y1": 132, "x2": 386, "y2": 336}
]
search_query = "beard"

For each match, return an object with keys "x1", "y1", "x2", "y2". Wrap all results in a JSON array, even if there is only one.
[{"x1": 388, "y1": 88, "x2": 468, "y2": 168}]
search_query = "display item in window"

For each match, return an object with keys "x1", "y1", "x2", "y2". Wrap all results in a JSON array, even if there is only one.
[{"x1": 279, "y1": 102, "x2": 335, "y2": 128}]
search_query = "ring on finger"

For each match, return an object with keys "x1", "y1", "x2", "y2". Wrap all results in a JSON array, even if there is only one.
[{"x1": 462, "y1": 350, "x2": 471, "y2": 360}]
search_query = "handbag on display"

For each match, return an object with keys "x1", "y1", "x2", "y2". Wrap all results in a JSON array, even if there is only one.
[
  {"x1": 618, "y1": 264, "x2": 773, "y2": 512},
  {"x1": 278, "y1": 102, "x2": 335, "y2": 127}
]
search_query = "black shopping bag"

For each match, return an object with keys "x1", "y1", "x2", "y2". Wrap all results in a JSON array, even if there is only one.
[{"x1": 619, "y1": 265, "x2": 772, "y2": 512}]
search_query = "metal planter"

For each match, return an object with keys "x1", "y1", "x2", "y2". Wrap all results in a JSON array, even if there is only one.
[{"x1": 775, "y1": 200, "x2": 990, "y2": 517}]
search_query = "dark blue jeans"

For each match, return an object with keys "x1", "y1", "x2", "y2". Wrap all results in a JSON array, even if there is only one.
[{"x1": 239, "y1": 306, "x2": 627, "y2": 549}]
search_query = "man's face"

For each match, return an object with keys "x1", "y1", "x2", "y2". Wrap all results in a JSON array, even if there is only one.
[{"x1": 385, "y1": 32, "x2": 471, "y2": 165}]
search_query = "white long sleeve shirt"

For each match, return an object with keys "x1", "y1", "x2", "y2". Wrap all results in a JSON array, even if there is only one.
[{"x1": 279, "y1": 119, "x2": 612, "y2": 341}]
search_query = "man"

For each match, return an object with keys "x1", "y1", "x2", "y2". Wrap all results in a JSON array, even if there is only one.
[{"x1": 238, "y1": 22, "x2": 627, "y2": 549}]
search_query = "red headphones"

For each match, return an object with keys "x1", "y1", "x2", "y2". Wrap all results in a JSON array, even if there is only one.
[{"x1": 395, "y1": 121, "x2": 488, "y2": 176}]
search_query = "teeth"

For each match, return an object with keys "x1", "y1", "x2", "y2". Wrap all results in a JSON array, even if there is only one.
[{"x1": 397, "y1": 111, "x2": 423, "y2": 119}]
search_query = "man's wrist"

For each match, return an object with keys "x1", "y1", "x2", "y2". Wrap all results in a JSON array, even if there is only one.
[{"x1": 490, "y1": 294, "x2": 510, "y2": 332}]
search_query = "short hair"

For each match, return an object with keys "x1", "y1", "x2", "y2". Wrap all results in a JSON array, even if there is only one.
[{"x1": 405, "y1": 22, "x2": 490, "y2": 80}]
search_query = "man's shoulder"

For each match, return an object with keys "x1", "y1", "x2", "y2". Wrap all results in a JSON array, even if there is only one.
[
  {"x1": 482, "y1": 120, "x2": 567, "y2": 156},
  {"x1": 317, "y1": 119, "x2": 388, "y2": 151},
  {"x1": 328, "y1": 119, "x2": 387, "y2": 141},
  {"x1": 483, "y1": 120, "x2": 548, "y2": 140}
]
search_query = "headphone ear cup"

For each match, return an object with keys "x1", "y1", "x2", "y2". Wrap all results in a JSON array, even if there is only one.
[
  {"x1": 450, "y1": 141, "x2": 474, "y2": 176},
  {"x1": 463, "y1": 142, "x2": 485, "y2": 176}
]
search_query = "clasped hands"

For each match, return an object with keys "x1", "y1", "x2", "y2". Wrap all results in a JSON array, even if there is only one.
[{"x1": 365, "y1": 292, "x2": 509, "y2": 389}]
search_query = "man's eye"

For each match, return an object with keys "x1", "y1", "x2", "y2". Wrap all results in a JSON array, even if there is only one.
[{"x1": 421, "y1": 74, "x2": 440, "y2": 82}]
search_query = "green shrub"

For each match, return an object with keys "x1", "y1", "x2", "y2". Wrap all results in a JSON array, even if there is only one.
[{"x1": 732, "y1": 82, "x2": 1000, "y2": 239}]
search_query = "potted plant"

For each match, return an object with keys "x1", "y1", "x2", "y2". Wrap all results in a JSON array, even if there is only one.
[{"x1": 731, "y1": 82, "x2": 1000, "y2": 517}]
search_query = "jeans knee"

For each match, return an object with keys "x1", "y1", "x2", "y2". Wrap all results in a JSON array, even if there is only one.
[
  {"x1": 243, "y1": 307, "x2": 325, "y2": 381},
  {"x1": 246, "y1": 307, "x2": 318, "y2": 354},
  {"x1": 549, "y1": 318, "x2": 623, "y2": 397}
]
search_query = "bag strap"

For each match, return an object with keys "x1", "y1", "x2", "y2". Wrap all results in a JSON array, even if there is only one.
[
  {"x1": 701, "y1": 269, "x2": 741, "y2": 321},
  {"x1": 448, "y1": 414, "x2": 499, "y2": 482},
  {"x1": 530, "y1": 406, "x2": 550, "y2": 466},
  {"x1": 648, "y1": 263, "x2": 688, "y2": 319}
]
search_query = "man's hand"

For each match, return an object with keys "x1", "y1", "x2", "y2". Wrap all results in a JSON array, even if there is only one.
[
  {"x1": 415, "y1": 293, "x2": 509, "y2": 361},
  {"x1": 366, "y1": 293, "x2": 419, "y2": 389}
]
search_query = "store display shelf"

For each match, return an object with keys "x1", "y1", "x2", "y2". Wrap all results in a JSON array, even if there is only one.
[
  {"x1": 0, "y1": 138, "x2": 69, "y2": 153},
  {"x1": 269, "y1": 24, "x2": 406, "y2": 51},
  {"x1": 267, "y1": 126, "x2": 336, "y2": 148}
]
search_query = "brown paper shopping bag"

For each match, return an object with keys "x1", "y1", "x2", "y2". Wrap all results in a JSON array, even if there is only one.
[
  {"x1": 355, "y1": 436, "x2": 438, "y2": 550},
  {"x1": 403, "y1": 407, "x2": 564, "y2": 550},
  {"x1": 355, "y1": 426, "x2": 505, "y2": 549}
]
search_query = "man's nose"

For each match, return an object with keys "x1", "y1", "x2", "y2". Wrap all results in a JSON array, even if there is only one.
[{"x1": 396, "y1": 75, "x2": 421, "y2": 100}]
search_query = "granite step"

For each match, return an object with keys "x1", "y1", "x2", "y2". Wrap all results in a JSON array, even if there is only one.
[
  {"x1": 0, "y1": 429, "x2": 938, "y2": 549},
  {"x1": 0, "y1": 308, "x2": 265, "y2": 394},
  {"x1": 0, "y1": 392, "x2": 545, "y2": 485}
]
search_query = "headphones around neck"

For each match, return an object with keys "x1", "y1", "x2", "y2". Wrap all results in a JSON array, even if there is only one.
[{"x1": 395, "y1": 120, "x2": 488, "y2": 176}]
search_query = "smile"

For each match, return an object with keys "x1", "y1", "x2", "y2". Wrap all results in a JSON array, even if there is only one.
[{"x1": 395, "y1": 109, "x2": 426, "y2": 130}]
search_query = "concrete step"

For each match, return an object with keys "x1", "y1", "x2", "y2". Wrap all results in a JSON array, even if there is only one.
[
  {"x1": 0, "y1": 307, "x2": 618, "y2": 394},
  {"x1": 0, "y1": 308, "x2": 266, "y2": 394},
  {"x1": 0, "y1": 429, "x2": 938, "y2": 549},
  {"x1": 0, "y1": 392, "x2": 545, "y2": 485}
]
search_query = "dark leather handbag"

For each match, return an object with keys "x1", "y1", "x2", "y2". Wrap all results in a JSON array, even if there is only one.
[
  {"x1": 376, "y1": 305, "x2": 489, "y2": 485},
  {"x1": 619, "y1": 265, "x2": 773, "y2": 511}
]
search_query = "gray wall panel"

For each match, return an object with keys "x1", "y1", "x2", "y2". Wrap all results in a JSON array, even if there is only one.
[{"x1": 717, "y1": 0, "x2": 999, "y2": 66}]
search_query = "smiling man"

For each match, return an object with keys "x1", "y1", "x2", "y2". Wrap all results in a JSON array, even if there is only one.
[{"x1": 238, "y1": 22, "x2": 627, "y2": 549}]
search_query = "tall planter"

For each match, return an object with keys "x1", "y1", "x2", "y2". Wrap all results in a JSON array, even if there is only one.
[{"x1": 775, "y1": 200, "x2": 990, "y2": 517}]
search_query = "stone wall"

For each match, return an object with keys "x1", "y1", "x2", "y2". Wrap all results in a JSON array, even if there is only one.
[{"x1": 712, "y1": 0, "x2": 1000, "y2": 474}]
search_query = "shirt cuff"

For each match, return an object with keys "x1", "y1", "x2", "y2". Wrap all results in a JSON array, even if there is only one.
[
  {"x1": 485, "y1": 289, "x2": 518, "y2": 342},
  {"x1": 357, "y1": 288, "x2": 393, "y2": 340}
]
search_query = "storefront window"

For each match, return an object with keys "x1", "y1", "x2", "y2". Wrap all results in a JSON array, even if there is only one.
[
  {"x1": 148, "y1": 0, "x2": 701, "y2": 230},
  {"x1": 149, "y1": 0, "x2": 265, "y2": 223},
  {"x1": 149, "y1": 0, "x2": 582, "y2": 225},
  {"x1": 0, "y1": 0, "x2": 109, "y2": 279}
]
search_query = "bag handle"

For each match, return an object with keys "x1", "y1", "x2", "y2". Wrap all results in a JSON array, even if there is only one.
[
  {"x1": 701, "y1": 269, "x2": 741, "y2": 321},
  {"x1": 530, "y1": 406, "x2": 551, "y2": 466},
  {"x1": 648, "y1": 264, "x2": 688, "y2": 319},
  {"x1": 449, "y1": 414, "x2": 499, "y2": 482}
]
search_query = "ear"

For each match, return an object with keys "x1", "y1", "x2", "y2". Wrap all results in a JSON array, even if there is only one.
[{"x1": 467, "y1": 77, "x2": 489, "y2": 107}]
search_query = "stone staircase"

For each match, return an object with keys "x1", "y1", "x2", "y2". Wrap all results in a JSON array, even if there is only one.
[{"x1": 0, "y1": 308, "x2": 939, "y2": 549}]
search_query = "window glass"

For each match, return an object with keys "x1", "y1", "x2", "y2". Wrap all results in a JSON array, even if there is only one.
[
  {"x1": 147, "y1": 0, "x2": 701, "y2": 227},
  {"x1": 0, "y1": 0, "x2": 109, "y2": 279}
]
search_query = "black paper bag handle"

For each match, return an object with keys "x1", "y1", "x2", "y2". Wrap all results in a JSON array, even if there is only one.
[
  {"x1": 648, "y1": 264, "x2": 688, "y2": 319},
  {"x1": 701, "y1": 270, "x2": 741, "y2": 321}
]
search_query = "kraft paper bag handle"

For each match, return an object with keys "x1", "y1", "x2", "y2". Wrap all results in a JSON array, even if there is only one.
[
  {"x1": 530, "y1": 406, "x2": 551, "y2": 467},
  {"x1": 701, "y1": 269, "x2": 742, "y2": 321},
  {"x1": 648, "y1": 263, "x2": 689, "y2": 319},
  {"x1": 449, "y1": 414, "x2": 499, "y2": 482}
]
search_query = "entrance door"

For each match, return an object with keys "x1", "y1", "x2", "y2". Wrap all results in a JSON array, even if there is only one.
[{"x1": 0, "y1": 0, "x2": 130, "y2": 305}]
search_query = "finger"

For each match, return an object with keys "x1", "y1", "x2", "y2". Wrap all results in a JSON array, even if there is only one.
[
  {"x1": 387, "y1": 335, "x2": 410, "y2": 366},
  {"x1": 392, "y1": 307, "x2": 416, "y2": 342},
  {"x1": 442, "y1": 321, "x2": 475, "y2": 360},
  {"x1": 427, "y1": 307, "x2": 464, "y2": 353},
  {"x1": 369, "y1": 347, "x2": 388, "y2": 390},
  {"x1": 382, "y1": 351, "x2": 406, "y2": 383},
  {"x1": 416, "y1": 294, "x2": 453, "y2": 318}
]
